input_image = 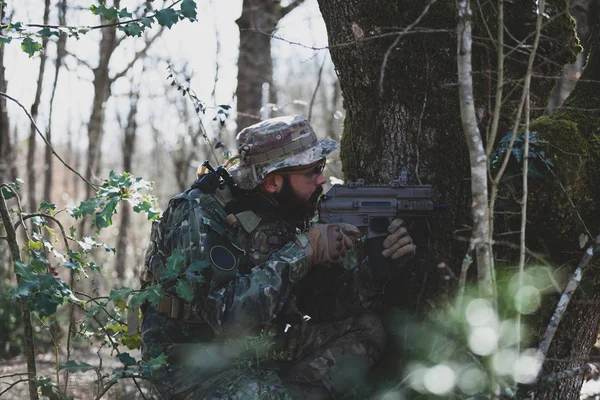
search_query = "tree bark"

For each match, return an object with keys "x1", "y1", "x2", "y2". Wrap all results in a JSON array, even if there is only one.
[
  {"x1": 528, "y1": 20, "x2": 600, "y2": 399},
  {"x1": 235, "y1": 0, "x2": 305, "y2": 130},
  {"x1": 0, "y1": 5, "x2": 17, "y2": 184},
  {"x1": 84, "y1": 0, "x2": 120, "y2": 204},
  {"x1": 316, "y1": 0, "x2": 579, "y2": 388},
  {"x1": 26, "y1": 0, "x2": 51, "y2": 210},
  {"x1": 114, "y1": 90, "x2": 138, "y2": 280},
  {"x1": 0, "y1": 192, "x2": 39, "y2": 400},
  {"x1": 44, "y1": 0, "x2": 68, "y2": 205}
]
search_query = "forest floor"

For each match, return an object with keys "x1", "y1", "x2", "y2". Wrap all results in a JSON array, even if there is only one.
[
  {"x1": 0, "y1": 347, "x2": 158, "y2": 400},
  {"x1": 3, "y1": 347, "x2": 600, "y2": 399}
]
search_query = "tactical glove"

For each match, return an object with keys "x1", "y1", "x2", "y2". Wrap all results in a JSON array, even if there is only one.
[
  {"x1": 296, "y1": 223, "x2": 361, "y2": 265},
  {"x1": 381, "y1": 218, "x2": 415, "y2": 265}
]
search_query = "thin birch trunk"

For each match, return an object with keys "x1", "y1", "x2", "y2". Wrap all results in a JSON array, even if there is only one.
[{"x1": 456, "y1": 0, "x2": 493, "y2": 301}]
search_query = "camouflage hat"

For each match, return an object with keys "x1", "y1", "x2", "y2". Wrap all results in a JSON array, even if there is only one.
[{"x1": 228, "y1": 115, "x2": 338, "y2": 190}]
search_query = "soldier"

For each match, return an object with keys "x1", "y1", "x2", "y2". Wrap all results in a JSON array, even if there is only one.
[{"x1": 140, "y1": 115, "x2": 416, "y2": 399}]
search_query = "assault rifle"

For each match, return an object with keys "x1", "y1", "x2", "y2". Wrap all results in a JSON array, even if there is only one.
[{"x1": 318, "y1": 177, "x2": 436, "y2": 280}]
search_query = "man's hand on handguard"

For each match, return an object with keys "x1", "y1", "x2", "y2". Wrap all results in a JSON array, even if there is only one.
[
  {"x1": 296, "y1": 223, "x2": 361, "y2": 265},
  {"x1": 381, "y1": 218, "x2": 416, "y2": 265}
]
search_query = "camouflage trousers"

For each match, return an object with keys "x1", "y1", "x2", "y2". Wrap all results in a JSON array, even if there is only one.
[{"x1": 151, "y1": 312, "x2": 386, "y2": 400}]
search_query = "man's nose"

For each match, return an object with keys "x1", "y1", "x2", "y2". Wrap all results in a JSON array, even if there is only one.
[{"x1": 315, "y1": 173, "x2": 327, "y2": 186}]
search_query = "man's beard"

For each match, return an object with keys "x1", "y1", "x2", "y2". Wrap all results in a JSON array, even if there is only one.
[{"x1": 271, "y1": 175, "x2": 323, "y2": 223}]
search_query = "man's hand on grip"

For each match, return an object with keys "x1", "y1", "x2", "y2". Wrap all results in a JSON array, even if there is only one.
[
  {"x1": 381, "y1": 218, "x2": 415, "y2": 265},
  {"x1": 297, "y1": 223, "x2": 361, "y2": 265}
]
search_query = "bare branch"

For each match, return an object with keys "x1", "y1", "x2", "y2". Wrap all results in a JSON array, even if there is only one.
[
  {"x1": 110, "y1": 27, "x2": 165, "y2": 85},
  {"x1": 535, "y1": 234, "x2": 600, "y2": 372},
  {"x1": 307, "y1": 55, "x2": 326, "y2": 122},
  {"x1": 379, "y1": 0, "x2": 438, "y2": 95},
  {"x1": 0, "y1": 93, "x2": 97, "y2": 190}
]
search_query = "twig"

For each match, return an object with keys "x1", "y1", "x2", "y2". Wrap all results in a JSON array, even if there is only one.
[
  {"x1": 0, "y1": 378, "x2": 33, "y2": 398},
  {"x1": 307, "y1": 54, "x2": 326, "y2": 122},
  {"x1": 536, "y1": 150, "x2": 594, "y2": 241},
  {"x1": 0, "y1": 93, "x2": 97, "y2": 190},
  {"x1": 379, "y1": 0, "x2": 438, "y2": 95},
  {"x1": 132, "y1": 377, "x2": 148, "y2": 400},
  {"x1": 535, "y1": 234, "x2": 600, "y2": 371},
  {"x1": 0, "y1": 184, "x2": 31, "y2": 244},
  {"x1": 17, "y1": 212, "x2": 71, "y2": 252},
  {"x1": 2, "y1": 0, "x2": 183, "y2": 31},
  {"x1": 520, "y1": 362, "x2": 600, "y2": 395}
]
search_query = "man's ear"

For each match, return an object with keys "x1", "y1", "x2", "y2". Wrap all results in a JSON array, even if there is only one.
[{"x1": 261, "y1": 174, "x2": 282, "y2": 194}]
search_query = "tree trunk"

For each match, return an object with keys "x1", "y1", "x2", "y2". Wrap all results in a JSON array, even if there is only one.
[
  {"x1": 528, "y1": 21, "x2": 600, "y2": 399},
  {"x1": 0, "y1": 5, "x2": 16, "y2": 185},
  {"x1": 44, "y1": 0, "x2": 68, "y2": 204},
  {"x1": 235, "y1": 0, "x2": 304, "y2": 130},
  {"x1": 84, "y1": 0, "x2": 119, "y2": 204},
  {"x1": 26, "y1": 0, "x2": 51, "y2": 210},
  {"x1": 114, "y1": 90, "x2": 138, "y2": 280},
  {"x1": 316, "y1": 0, "x2": 578, "y2": 387}
]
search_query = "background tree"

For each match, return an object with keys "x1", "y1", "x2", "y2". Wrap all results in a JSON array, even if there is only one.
[{"x1": 235, "y1": 0, "x2": 305, "y2": 129}]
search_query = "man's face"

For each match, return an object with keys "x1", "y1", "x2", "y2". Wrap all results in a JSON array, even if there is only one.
[{"x1": 270, "y1": 159, "x2": 327, "y2": 219}]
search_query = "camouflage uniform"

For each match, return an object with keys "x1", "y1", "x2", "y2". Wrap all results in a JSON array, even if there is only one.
[{"x1": 140, "y1": 116, "x2": 388, "y2": 399}]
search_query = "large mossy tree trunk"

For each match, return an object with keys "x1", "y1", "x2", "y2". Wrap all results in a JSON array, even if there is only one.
[
  {"x1": 527, "y1": 22, "x2": 600, "y2": 399},
  {"x1": 316, "y1": 0, "x2": 575, "y2": 309},
  {"x1": 316, "y1": 0, "x2": 585, "y2": 393}
]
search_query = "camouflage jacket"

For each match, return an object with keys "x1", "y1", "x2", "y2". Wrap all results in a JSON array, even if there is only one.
[{"x1": 140, "y1": 186, "x2": 386, "y2": 341}]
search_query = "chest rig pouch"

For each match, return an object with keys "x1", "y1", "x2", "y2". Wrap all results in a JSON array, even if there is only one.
[{"x1": 247, "y1": 221, "x2": 298, "y2": 267}]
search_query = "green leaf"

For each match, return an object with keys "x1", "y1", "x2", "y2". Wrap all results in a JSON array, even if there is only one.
[
  {"x1": 176, "y1": 280, "x2": 194, "y2": 303},
  {"x1": 145, "y1": 353, "x2": 168, "y2": 371},
  {"x1": 129, "y1": 285, "x2": 164, "y2": 307},
  {"x1": 109, "y1": 287, "x2": 132, "y2": 303},
  {"x1": 8, "y1": 22, "x2": 24, "y2": 32},
  {"x1": 14, "y1": 261, "x2": 35, "y2": 280},
  {"x1": 70, "y1": 197, "x2": 102, "y2": 218},
  {"x1": 0, "y1": 36, "x2": 12, "y2": 45},
  {"x1": 60, "y1": 360, "x2": 95, "y2": 373},
  {"x1": 95, "y1": 196, "x2": 119, "y2": 228},
  {"x1": 118, "y1": 22, "x2": 144, "y2": 37},
  {"x1": 28, "y1": 240, "x2": 43, "y2": 251},
  {"x1": 186, "y1": 260, "x2": 208, "y2": 283},
  {"x1": 39, "y1": 201, "x2": 56, "y2": 212},
  {"x1": 121, "y1": 334, "x2": 141, "y2": 350},
  {"x1": 180, "y1": 0, "x2": 197, "y2": 19},
  {"x1": 21, "y1": 37, "x2": 43, "y2": 57},
  {"x1": 155, "y1": 8, "x2": 179, "y2": 28},
  {"x1": 132, "y1": 199, "x2": 160, "y2": 220},
  {"x1": 146, "y1": 284, "x2": 164, "y2": 305},
  {"x1": 37, "y1": 27, "x2": 60, "y2": 37},
  {"x1": 139, "y1": 17, "x2": 154, "y2": 27},
  {"x1": 90, "y1": 4, "x2": 119, "y2": 20},
  {"x1": 118, "y1": 7, "x2": 133, "y2": 18},
  {"x1": 117, "y1": 352, "x2": 137, "y2": 367},
  {"x1": 163, "y1": 249, "x2": 185, "y2": 280}
]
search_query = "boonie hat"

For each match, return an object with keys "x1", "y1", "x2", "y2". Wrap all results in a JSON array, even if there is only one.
[{"x1": 228, "y1": 115, "x2": 338, "y2": 190}]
